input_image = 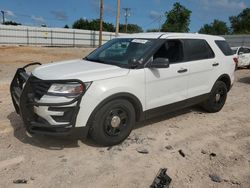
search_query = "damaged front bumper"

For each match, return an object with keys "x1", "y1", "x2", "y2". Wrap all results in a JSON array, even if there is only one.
[{"x1": 10, "y1": 63, "x2": 89, "y2": 137}]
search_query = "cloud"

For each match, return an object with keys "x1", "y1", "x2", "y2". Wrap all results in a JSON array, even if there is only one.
[
  {"x1": 31, "y1": 15, "x2": 45, "y2": 23},
  {"x1": 149, "y1": 10, "x2": 162, "y2": 20},
  {"x1": 214, "y1": 0, "x2": 246, "y2": 9},
  {"x1": 50, "y1": 10, "x2": 68, "y2": 21},
  {"x1": 90, "y1": 0, "x2": 115, "y2": 16},
  {"x1": 5, "y1": 10, "x2": 15, "y2": 17},
  {"x1": 193, "y1": 0, "x2": 247, "y2": 11}
]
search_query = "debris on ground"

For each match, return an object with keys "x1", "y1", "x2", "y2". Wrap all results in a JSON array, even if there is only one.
[
  {"x1": 136, "y1": 147, "x2": 149, "y2": 154},
  {"x1": 178, "y1": 149, "x2": 185, "y2": 157},
  {"x1": 230, "y1": 180, "x2": 241, "y2": 185},
  {"x1": 13, "y1": 179, "x2": 28, "y2": 184},
  {"x1": 30, "y1": 176, "x2": 35, "y2": 181},
  {"x1": 107, "y1": 146, "x2": 112, "y2": 151},
  {"x1": 209, "y1": 174, "x2": 222, "y2": 183},
  {"x1": 210, "y1": 153, "x2": 216, "y2": 157},
  {"x1": 209, "y1": 153, "x2": 217, "y2": 159},
  {"x1": 150, "y1": 168, "x2": 172, "y2": 188},
  {"x1": 165, "y1": 145, "x2": 173, "y2": 150},
  {"x1": 165, "y1": 132, "x2": 171, "y2": 136},
  {"x1": 61, "y1": 158, "x2": 67, "y2": 162},
  {"x1": 201, "y1": 149, "x2": 207, "y2": 154}
]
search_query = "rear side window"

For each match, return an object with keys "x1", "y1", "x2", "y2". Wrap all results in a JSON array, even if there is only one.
[
  {"x1": 244, "y1": 48, "x2": 250, "y2": 54},
  {"x1": 183, "y1": 39, "x2": 215, "y2": 61},
  {"x1": 215, "y1": 40, "x2": 233, "y2": 56}
]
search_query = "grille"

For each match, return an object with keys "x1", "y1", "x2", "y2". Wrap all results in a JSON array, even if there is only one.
[{"x1": 29, "y1": 77, "x2": 51, "y2": 99}]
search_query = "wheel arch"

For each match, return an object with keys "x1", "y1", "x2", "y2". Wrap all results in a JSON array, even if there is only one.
[
  {"x1": 86, "y1": 92, "x2": 144, "y2": 129},
  {"x1": 216, "y1": 74, "x2": 231, "y2": 91}
]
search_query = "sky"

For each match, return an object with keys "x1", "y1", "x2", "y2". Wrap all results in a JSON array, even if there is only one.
[{"x1": 0, "y1": 0, "x2": 249, "y2": 32}]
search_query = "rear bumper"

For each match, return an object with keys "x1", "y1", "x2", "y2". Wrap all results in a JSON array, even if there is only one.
[{"x1": 10, "y1": 63, "x2": 89, "y2": 138}]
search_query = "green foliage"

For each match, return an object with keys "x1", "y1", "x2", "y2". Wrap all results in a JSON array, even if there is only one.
[
  {"x1": 146, "y1": 28, "x2": 160, "y2": 32},
  {"x1": 72, "y1": 18, "x2": 115, "y2": 32},
  {"x1": 199, "y1": 19, "x2": 229, "y2": 35},
  {"x1": 119, "y1": 24, "x2": 143, "y2": 33},
  {"x1": 4, "y1": 21, "x2": 21, "y2": 26},
  {"x1": 161, "y1": 2, "x2": 191, "y2": 32},
  {"x1": 229, "y1": 8, "x2": 250, "y2": 34},
  {"x1": 64, "y1": 24, "x2": 69, "y2": 28}
]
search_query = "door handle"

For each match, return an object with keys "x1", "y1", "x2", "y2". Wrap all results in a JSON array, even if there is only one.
[
  {"x1": 212, "y1": 63, "x2": 219, "y2": 67},
  {"x1": 177, "y1": 68, "x2": 188, "y2": 73}
]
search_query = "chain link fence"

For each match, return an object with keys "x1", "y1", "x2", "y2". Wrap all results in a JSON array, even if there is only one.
[
  {"x1": 222, "y1": 35, "x2": 250, "y2": 47},
  {"x1": 1, "y1": 25, "x2": 250, "y2": 47},
  {"x1": 0, "y1": 25, "x2": 120, "y2": 47}
]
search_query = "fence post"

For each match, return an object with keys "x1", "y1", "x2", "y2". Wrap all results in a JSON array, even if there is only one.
[
  {"x1": 27, "y1": 28, "x2": 29, "y2": 45},
  {"x1": 73, "y1": 30, "x2": 75, "y2": 47},
  {"x1": 51, "y1": 30, "x2": 53, "y2": 46}
]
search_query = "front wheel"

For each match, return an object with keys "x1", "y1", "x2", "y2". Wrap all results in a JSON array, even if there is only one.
[
  {"x1": 90, "y1": 99, "x2": 135, "y2": 146},
  {"x1": 202, "y1": 81, "x2": 228, "y2": 113}
]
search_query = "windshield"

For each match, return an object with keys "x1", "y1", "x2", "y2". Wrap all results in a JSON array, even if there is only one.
[{"x1": 85, "y1": 38, "x2": 155, "y2": 67}]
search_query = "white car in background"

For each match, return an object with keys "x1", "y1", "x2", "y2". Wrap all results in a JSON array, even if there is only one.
[{"x1": 231, "y1": 46, "x2": 250, "y2": 68}]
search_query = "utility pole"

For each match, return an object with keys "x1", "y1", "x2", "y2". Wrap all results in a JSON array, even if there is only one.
[
  {"x1": 123, "y1": 8, "x2": 131, "y2": 33},
  {"x1": 99, "y1": 0, "x2": 104, "y2": 47},
  {"x1": 115, "y1": 0, "x2": 120, "y2": 37},
  {"x1": 1, "y1": 10, "x2": 5, "y2": 24}
]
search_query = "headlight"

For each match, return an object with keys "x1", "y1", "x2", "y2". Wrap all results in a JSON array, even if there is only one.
[{"x1": 47, "y1": 82, "x2": 91, "y2": 97}]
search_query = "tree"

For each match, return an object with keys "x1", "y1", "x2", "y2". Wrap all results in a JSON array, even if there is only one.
[
  {"x1": 230, "y1": 8, "x2": 250, "y2": 34},
  {"x1": 199, "y1": 19, "x2": 229, "y2": 35},
  {"x1": 161, "y1": 2, "x2": 191, "y2": 32},
  {"x1": 147, "y1": 28, "x2": 160, "y2": 32},
  {"x1": 119, "y1": 24, "x2": 143, "y2": 33},
  {"x1": 64, "y1": 24, "x2": 69, "y2": 28},
  {"x1": 72, "y1": 18, "x2": 115, "y2": 32},
  {"x1": 4, "y1": 21, "x2": 21, "y2": 26}
]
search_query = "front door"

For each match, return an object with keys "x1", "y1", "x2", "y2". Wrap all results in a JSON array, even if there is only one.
[{"x1": 145, "y1": 40, "x2": 188, "y2": 115}]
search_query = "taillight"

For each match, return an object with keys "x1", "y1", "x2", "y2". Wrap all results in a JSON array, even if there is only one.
[{"x1": 233, "y1": 57, "x2": 238, "y2": 64}]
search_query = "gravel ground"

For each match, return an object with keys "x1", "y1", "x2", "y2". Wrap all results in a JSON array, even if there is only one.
[{"x1": 0, "y1": 46, "x2": 250, "y2": 188}]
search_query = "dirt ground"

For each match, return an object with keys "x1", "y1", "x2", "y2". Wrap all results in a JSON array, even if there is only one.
[{"x1": 0, "y1": 46, "x2": 250, "y2": 188}]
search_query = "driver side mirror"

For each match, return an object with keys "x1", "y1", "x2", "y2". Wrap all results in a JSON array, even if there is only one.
[
  {"x1": 148, "y1": 58, "x2": 170, "y2": 69},
  {"x1": 239, "y1": 52, "x2": 244, "y2": 55}
]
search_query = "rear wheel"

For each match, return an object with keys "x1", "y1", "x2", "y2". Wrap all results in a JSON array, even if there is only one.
[
  {"x1": 90, "y1": 99, "x2": 135, "y2": 146},
  {"x1": 202, "y1": 81, "x2": 227, "y2": 113}
]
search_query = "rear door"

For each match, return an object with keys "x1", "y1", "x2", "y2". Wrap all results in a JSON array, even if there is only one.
[
  {"x1": 182, "y1": 39, "x2": 216, "y2": 98},
  {"x1": 242, "y1": 47, "x2": 250, "y2": 66},
  {"x1": 238, "y1": 47, "x2": 248, "y2": 66}
]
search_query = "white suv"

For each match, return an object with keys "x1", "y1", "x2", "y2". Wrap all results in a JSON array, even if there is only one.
[{"x1": 10, "y1": 33, "x2": 235, "y2": 146}]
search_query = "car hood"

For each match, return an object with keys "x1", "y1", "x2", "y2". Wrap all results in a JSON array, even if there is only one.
[{"x1": 32, "y1": 59, "x2": 129, "y2": 81}]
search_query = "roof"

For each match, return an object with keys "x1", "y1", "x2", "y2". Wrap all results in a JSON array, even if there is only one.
[{"x1": 118, "y1": 32, "x2": 225, "y2": 40}]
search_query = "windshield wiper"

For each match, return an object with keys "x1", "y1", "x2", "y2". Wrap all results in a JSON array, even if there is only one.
[{"x1": 84, "y1": 57, "x2": 106, "y2": 64}]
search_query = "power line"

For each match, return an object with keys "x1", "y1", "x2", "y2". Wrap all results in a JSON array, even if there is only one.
[
  {"x1": 142, "y1": 14, "x2": 164, "y2": 29},
  {"x1": 123, "y1": 8, "x2": 131, "y2": 33}
]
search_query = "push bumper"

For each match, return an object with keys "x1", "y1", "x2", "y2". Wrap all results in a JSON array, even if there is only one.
[{"x1": 10, "y1": 63, "x2": 89, "y2": 138}]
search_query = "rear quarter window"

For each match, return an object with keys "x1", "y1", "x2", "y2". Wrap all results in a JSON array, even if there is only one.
[
  {"x1": 215, "y1": 40, "x2": 233, "y2": 56},
  {"x1": 183, "y1": 39, "x2": 215, "y2": 61}
]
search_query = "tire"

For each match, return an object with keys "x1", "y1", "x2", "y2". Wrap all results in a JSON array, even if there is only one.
[
  {"x1": 90, "y1": 99, "x2": 135, "y2": 146},
  {"x1": 202, "y1": 81, "x2": 228, "y2": 113}
]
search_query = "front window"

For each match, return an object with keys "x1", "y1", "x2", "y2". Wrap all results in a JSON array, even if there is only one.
[{"x1": 85, "y1": 38, "x2": 156, "y2": 67}]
